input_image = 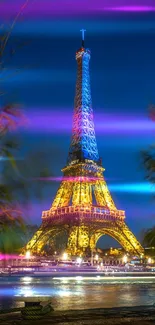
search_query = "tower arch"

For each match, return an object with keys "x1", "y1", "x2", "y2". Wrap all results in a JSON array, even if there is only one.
[
  {"x1": 90, "y1": 227, "x2": 142, "y2": 255},
  {"x1": 26, "y1": 226, "x2": 69, "y2": 255}
]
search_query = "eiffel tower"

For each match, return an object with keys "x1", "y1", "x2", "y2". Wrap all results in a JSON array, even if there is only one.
[{"x1": 25, "y1": 31, "x2": 144, "y2": 256}]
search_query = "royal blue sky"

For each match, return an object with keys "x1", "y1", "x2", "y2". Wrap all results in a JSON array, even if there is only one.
[{"x1": 1, "y1": 0, "x2": 155, "y2": 247}]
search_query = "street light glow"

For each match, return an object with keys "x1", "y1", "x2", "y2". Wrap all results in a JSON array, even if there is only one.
[
  {"x1": 148, "y1": 257, "x2": 152, "y2": 264},
  {"x1": 62, "y1": 252, "x2": 68, "y2": 261},
  {"x1": 123, "y1": 255, "x2": 127, "y2": 263},
  {"x1": 76, "y1": 257, "x2": 82, "y2": 264},
  {"x1": 25, "y1": 251, "x2": 31, "y2": 259}
]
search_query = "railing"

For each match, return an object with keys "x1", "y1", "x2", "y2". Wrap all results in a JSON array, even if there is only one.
[{"x1": 42, "y1": 205, "x2": 125, "y2": 221}]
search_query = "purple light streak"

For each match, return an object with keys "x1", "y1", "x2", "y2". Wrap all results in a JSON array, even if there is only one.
[
  {"x1": 0, "y1": 0, "x2": 155, "y2": 19},
  {"x1": 33, "y1": 177, "x2": 154, "y2": 194},
  {"x1": 23, "y1": 110, "x2": 154, "y2": 135},
  {"x1": 0, "y1": 254, "x2": 24, "y2": 260},
  {"x1": 107, "y1": 6, "x2": 155, "y2": 12},
  {"x1": 35, "y1": 176, "x2": 104, "y2": 182}
]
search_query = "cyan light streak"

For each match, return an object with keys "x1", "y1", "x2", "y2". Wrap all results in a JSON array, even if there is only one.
[
  {"x1": 35, "y1": 177, "x2": 154, "y2": 194},
  {"x1": 109, "y1": 182, "x2": 154, "y2": 194}
]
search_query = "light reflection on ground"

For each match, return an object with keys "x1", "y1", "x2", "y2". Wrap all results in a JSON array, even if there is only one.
[{"x1": 0, "y1": 276, "x2": 155, "y2": 311}]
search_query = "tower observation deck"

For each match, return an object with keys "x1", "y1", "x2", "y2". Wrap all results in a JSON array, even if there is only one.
[{"x1": 25, "y1": 31, "x2": 144, "y2": 256}]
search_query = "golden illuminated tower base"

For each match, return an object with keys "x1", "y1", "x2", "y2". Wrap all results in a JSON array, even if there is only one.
[{"x1": 25, "y1": 162, "x2": 144, "y2": 256}]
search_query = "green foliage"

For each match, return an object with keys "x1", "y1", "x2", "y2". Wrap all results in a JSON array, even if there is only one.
[
  {"x1": 0, "y1": 220, "x2": 38, "y2": 254},
  {"x1": 0, "y1": 215, "x2": 25, "y2": 253}
]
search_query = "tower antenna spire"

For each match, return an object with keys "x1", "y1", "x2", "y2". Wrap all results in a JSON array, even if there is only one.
[{"x1": 80, "y1": 29, "x2": 86, "y2": 47}]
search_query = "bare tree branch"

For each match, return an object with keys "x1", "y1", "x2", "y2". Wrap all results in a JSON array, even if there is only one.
[{"x1": 0, "y1": 0, "x2": 30, "y2": 58}]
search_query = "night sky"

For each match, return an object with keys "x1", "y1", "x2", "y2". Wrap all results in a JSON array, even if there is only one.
[{"x1": 1, "y1": 0, "x2": 155, "y2": 247}]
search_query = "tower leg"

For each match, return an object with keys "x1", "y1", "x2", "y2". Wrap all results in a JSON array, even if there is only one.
[
  {"x1": 24, "y1": 226, "x2": 69, "y2": 255},
  {"x1": 67, "y1": 225, "x2": 90, "y2": 256}
]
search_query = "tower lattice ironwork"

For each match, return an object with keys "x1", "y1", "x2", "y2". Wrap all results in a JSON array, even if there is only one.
[{"x1": 25, "y1": 32, "x2": 144, "y2": 256}]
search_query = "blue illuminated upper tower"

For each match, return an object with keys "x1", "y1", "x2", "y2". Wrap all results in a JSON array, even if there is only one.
[{"x1": 68, "y1": 30, "x2": 100, "y2": 164}]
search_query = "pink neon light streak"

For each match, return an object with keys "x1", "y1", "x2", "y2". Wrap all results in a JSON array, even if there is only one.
[
  {"x1": 106, "y1": 6, "x2": 155, "y2": 12},
  {"x1": 0, "y1": 1, "x2": 155, "y2": 19}
]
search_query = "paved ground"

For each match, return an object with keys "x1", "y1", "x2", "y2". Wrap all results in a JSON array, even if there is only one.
[
  {"x1": 0, "y1": 315, "x2": 155, "y2": 325},
  {"x1": 0, "y1": 306, "x2": 155, "y2": 324}
]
